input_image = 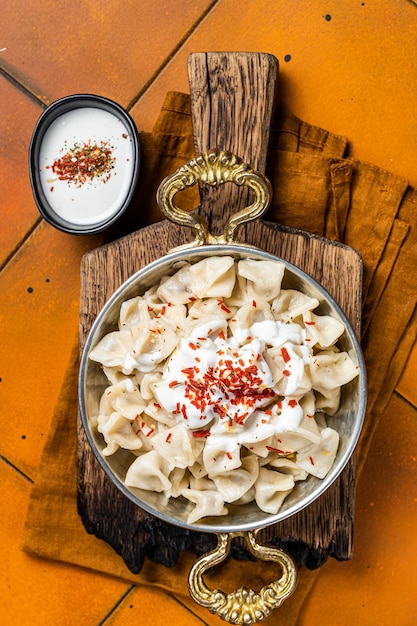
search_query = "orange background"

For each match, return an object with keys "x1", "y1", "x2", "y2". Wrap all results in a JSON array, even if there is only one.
[{"x1": 1, "y1": 1, "x2": 417, "y2": 624}]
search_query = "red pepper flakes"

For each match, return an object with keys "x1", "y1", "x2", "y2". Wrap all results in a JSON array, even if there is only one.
[
  {"x1": 177, "y1": 352, "x2": 274, "y2": 429},
  {"x1": 281, "y1": 346, "x2": 291, "y2": 363},
  {"x1": 305, "y1": 321, "x2": 316, "y2": 326},
  {"x1": 218, "y1": 300, "x2": 231, "y2": 314},
  {"x1": 165, "y1": 432, "x2": 172, "y2": 443},
  {"x1": 192, "y1": 429, "x2": 211, "y2": 438},
  {"x1": 48, "y1": 139, "x2": 116, "y2": 187},
  {"x1": 288, "y1": 399, "x2": 298, "y2": 408},
  {"x1": 283, "y1": 369, "x2": 291, "y2": 377},
  {"x1": 266, "y1": 445, "x2": 285, "y2": 455},
  {"x1": 309, "y1": 456, "x2": 315, "y2": 465},
  {"x1": 234, "y1": 412, "x2": 249, "y2": 425},
  {"x1": 252, "y1": 300, "x2": 257, "y2": 307},
  {"x1": 226, "y1": 452, "x2": 233, "y2": 460}
]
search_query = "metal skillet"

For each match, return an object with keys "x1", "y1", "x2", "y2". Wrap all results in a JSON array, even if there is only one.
[{"x1": 79, "y1": 148, "x2": 367, "y2": 624}]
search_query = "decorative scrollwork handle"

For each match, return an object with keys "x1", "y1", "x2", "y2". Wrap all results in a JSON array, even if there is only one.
[
  {"x1": 188, "y1": 531, "x2": 297, "y2": 625},
  {"x1": 156, "y1": 149, "x2": 272, "y2": 250}
]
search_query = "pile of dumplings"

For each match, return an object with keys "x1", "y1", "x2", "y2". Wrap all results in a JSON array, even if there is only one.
[{"x1": 89, "y1": 256, "x2": 359, "y2": 524}]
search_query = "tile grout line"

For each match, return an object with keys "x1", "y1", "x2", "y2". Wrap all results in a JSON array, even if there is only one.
[
  {"x1": 0, "y1": 65, "x2": 46, "y2": 108},
  {"x1": 0, "y1": 216, "x2": 43, "y2": 273},
  {"x1": 96, "y1": 584, "x2": 136, "y2": 625},
  {"x1": 394, "y1": 388, "x2": 417, "y2": 411},
  {"x1": 166, "y1": 592, "x2": 213, "y2": 625},
  {"x1": 0, "y1": 454, "x2": 34, "y2": 484},
  {"x1": 126, "y1": 0, "x2": 219, "y2": 111},
  {"x1": 0, "y1": 65, "x2": 46, "y2": 273}
]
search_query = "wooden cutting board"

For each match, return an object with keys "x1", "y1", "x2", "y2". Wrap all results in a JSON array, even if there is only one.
[{"x1": 77, "y1": 52, "x2": 362, "y2": 573}]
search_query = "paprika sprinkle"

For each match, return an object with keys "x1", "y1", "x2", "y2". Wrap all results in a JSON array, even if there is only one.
[{"x1": 47, "y1": 139, "x2": 116, "y2": 187}]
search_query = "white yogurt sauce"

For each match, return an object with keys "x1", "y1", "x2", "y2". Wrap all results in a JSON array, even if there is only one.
[
  {"x1": 154, "y1": 330, "x2": 275, "y2": 431},
  {"x1": 152, "y1": 319, "x2": 309, "y2": 457},
  {"x1": 38, "y1": 107, "x2": 135, "y2": 225}
]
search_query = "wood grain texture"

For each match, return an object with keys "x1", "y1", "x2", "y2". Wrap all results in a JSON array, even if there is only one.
[
  {"x1": 189, "y1": 52, "x2": 278, "y2": 235},
  {"x1": 77, "y1": 52, "x2": 362, "y2": 573}
]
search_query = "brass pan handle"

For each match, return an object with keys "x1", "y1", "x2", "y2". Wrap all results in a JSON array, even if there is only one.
[
  {"x1": 156, "y1": 149, "x2": 272, "y2": 250},
  {"x1": 188, "y1": 530, "x2": 297, "y2": 625}
]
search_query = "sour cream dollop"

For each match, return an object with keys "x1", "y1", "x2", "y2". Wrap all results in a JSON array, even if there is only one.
[{"x1": 154, "y1": 325, "x2": 276, "y2": 432}]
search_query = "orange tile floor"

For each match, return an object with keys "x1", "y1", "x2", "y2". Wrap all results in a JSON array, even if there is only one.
[{"x1": 2, "y1": 1, "x2": 417, "y2": 624}]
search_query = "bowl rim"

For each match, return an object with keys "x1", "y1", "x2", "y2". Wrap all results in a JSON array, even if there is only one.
[
  {"x1": 78, "y1": 244, "x2": 367, "y2": 533},
  {"x1": 29, "y1": 93, "x2": 141, "y2": 235}
]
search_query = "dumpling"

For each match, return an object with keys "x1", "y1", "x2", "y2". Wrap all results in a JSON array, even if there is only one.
[
  {"x1": 303, "y1": 311, "x2": 345, "y2": 347},
  {"x1": 254, "y1": 467, "x2": 295, "y2": 514},
  {"x1": 225, "y1": 271, "x2": 249, "y2": 306},
  {"x1": 295, "y1": 427, "x2": 339, "y2": 479},
  {"x1": 101, "y1": 366, "x2": 131, "y2": 385},
  {"x1": 210, "y1": 455, "x2": 259, "y2": 503},
  {"x1": 265, "y1": 343, "x2": 312, "y2": 396},
  {"x1": 310, "y1": 350, "x2": 359, "y2": 394},
  {"x1": 97, "y1": 411, "x2": 142, "y2": 456},
  {"x1": 268, "y1": 457, "x2": 309, "y2": 482},
  {"x1": 203, "y1": 439, "x2": 242, "y2": 475},
  {"x1": 182, "y1": 488, "x2": 228, "y2": 523},
  {"x1": 188, "y1": 461, "x2": 208, "y2": 480},
  {"x1": 271, "y1": 289, "x2": 319, "y2": 322},
  {"x1": 237, "y1": 258, "x2": 285, "y2": 302},
  {"x1": 187, "y1": 297, "x2": 236, "y2": 320},
  {"x1": 156, "y1": 263, "x2": 196, "y2": 304},
  {"x1": 189, "y1": 256, "x2": 236, "y2": 298},
  {"x1": 189, "y1": 475, "x2": 217, "y2": 491},
  {"x1": 125, "y1": 450, "x2": 172, "y2": 492},
  {"x1": 151, "y1": 424, "x2": 205, "y2": 469},
  {"x1": 166, "y1": 467, "x2": 189, "y2": 498},
  {"x1": 314, "y1": 388, "x2": 342, "y2": 415},
  {"x1": 228, "y1": 301, "x2": 274, "y2": 344},
  {"x1": 131, "y1": 414, "x2": 158, "y2": 452},
  {"x1": 99, "y1": 379, "x2": 146, "y2": 420},
  {"x1": 139, "y1": 371, "x2": 163, "y2": 400},
  {"x1": 119, "y1": 296, "x2": 150, "y2": 329},
  {"x1": 129, "y1": 318, "x2": 179, "y2": 372},
  {"x1": 89, "y1": 329, "x2": 133, "y2": 370}
]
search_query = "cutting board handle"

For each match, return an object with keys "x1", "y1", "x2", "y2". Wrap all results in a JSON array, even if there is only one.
[{"x1": 187, "y1": 52, "x2": 278, "y2": 234}]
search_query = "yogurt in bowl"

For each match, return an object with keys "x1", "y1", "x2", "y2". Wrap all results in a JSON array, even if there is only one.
[{"x1": 29, "y1": 94, "x2": 140, "y2": 234}]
